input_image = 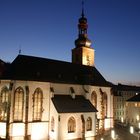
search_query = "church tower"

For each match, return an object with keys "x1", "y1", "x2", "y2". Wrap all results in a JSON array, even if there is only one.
[{"x1": 72, "y1": 2, "x2": 95, "y2": 66}]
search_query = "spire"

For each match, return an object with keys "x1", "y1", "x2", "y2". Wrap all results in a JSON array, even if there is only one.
[
  {"x1": 75, "y1": 0, "x2": 91, "y2": 48},
  {"x1": 81, "y1": 0, "x2": 84, "y2": 17},
  {"x1": 72, "y1": 1, "x2": 95, "y2": 66},
  {"x1": 78, "y1": 0, "x2": 87, "y2": 36}
]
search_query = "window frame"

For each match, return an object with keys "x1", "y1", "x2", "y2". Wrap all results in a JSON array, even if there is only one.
[
  {"x1": 32, "y1": 88, "x2": 43, "y2": 121},
  {"x1": 68, "y1": 116, "x2": 76, "y2": 133},
  {"x1": 86, "y1": 117, "x2": 92, "y2": 131},
  {"x1": 13, "y1": 87, "x2": 24, "y2": 122},
  {"x1": 0, "y1": 87, "x2": 9, "y2": 121}
]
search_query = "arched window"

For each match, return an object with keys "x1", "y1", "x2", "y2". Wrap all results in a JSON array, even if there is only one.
[
  {"x1": 86, "y1": 117, "x2": 92, "y2": 131},
  {"x1": 91, "y1": 91, "x2": 97, "y2": 108},
  {"x1": 33, "y1": 88, "x2": 43, "y2": 121},
  {"x1": 51, "y1": 116, "x2": 55, "y2": 132},
  {"x1": 103, "y1": 92, "x2": 107, "y2": 117},
  {"x1": 13, "y1": 87, "x2": 24, "y2": 121},
  {"x1": 68, "y1": 116, "x2": 76, "y2": 133},
  {"x1": 0, "y1": 87, "x2": 9, "y2": 121}
]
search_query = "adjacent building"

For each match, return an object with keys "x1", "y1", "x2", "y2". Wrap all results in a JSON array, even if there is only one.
[
  {"x1": 113, "y1": 84, "x2": 140, "y2": 124},
  {"x1": 126, "y1": 93, "x2": 140, "y2": 128}
]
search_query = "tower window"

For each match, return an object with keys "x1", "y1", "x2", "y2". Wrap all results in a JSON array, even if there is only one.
[{"x1": 86, "y1": 55, "x2": 90, "y2": 65}]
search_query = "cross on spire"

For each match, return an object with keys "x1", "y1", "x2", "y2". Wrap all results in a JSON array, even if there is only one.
[
  {"x1": 81, "y1": 0, "x2": 85, "y2": 17},
  {"x1": 19, "y1": 45, "x2": 22, "y2": 54}
]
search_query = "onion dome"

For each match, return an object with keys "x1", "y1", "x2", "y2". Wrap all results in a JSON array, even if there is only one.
[
  {"x1": 75, "y1": 34, "x2": 91, "y2": 48},
  {"x1": 75, "y1": 4, "x2": 92, "y2": 48}
]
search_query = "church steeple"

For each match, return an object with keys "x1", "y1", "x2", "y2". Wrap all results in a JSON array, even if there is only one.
[
  {"x1": 75, "y1": 1, "x2": 91, "y2": 48},
  {"x1": 79, "y1": 1, "x2": 87, "y2": 35},
  {"x1": 72, "y1": 1, "x2": 95, "y2": 66}
]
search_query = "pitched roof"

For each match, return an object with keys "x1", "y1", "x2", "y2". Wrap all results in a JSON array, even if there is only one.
[
  {"x1": 127, "y1": 94, "x2": 140, "y2": 102},
  {"x1": 52, "y1": 95, "x2": 98, "y2": 113},
  {"x1": 117, "y1": 84, "x2": 140, "y2": 91},
  {"x1": 2, "y1": 54, "x2": 111, "y2": 87},
  {"x1": 0, "y1": 59, "x2": 10, "y2": 78},
  {"x1": 112, "y1": 84, "x2": 140, "y2": 96}
]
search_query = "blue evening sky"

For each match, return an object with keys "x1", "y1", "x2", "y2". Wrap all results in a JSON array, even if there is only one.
[{"x1": 0, "y1": 0, "x2": 140, "y2": 85}]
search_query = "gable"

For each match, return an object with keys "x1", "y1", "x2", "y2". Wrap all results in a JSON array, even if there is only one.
[{"x1": 52, "y1": 95, "x2": 98, "y2": 113}]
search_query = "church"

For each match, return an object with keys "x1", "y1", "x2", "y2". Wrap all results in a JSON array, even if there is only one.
[{"x1": 0, "y1": 5, "x2": 113, "y2": 140}]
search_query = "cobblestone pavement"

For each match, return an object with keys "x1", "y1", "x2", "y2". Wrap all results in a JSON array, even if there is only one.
[{"x1": 96, "y1": 125, "x2": 138, "y2": 140}]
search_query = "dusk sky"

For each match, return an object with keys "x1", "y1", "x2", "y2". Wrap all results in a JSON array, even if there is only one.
[{"x1": 0, "y1": 0, "x2": 140, "y2": 85}]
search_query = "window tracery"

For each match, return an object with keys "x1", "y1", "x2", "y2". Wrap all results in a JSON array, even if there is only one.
[
  {"x1": 33, "y1": 88, "x2": 43, "y2": 121},
  {"x1": 13, "y1": 87, "x2": 24, "y2": 121},
  {"x1": 0, "y1": 87, "x2": 9, "y2": 121}
]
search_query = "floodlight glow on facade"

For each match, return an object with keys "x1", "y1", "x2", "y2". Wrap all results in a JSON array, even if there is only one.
[{"x1": 130, "y1": 126, "x2": 134, "y2": 134}]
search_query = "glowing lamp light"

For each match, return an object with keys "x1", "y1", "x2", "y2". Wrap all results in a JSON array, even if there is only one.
[
  {"x1": 49, "y1": 131, "x2": 56, "y2": 140},
  {"x1": 0, "y1": 123, "x2": 6, "y2": 137},
  {"x1": 136, "y1": 115, "x2": 139, "y2": 121},
  {"x1": 121, "y1": 117, "x2": 124, "y2": 123},
  {"x1": 111, "y1": 130, "x2": 115, "y2": 139},
  {"x1": 31, "y1": 123, "x2": 47, "y2": 140},
  {"x1": 85, "y1": 41, "x2": 91, "y2": 47},
  {"x1": 12, "y1": 123, "x2": 24, "y2": 136},
  {"x1": 101, "y1": 138, "x2": 104, "y2": 140},
  {"x1": 130, "y1": 126, "x2": 134, "y2": 134},
  {"x1": 104, "y1": 119, "x2": 111, "y2": 129},
  {"x1": 138, "y1": 123, "x2": 140, "y2": 129}
]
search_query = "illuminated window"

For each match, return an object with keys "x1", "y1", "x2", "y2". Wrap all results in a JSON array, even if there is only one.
[
  {"x1": 0, "y1": 87, "x2": 9, "y2": 121},
  {"x1": 51, "y1": 117, "x2": 55, "y2": 132},
  {"x1": 136, "y1": 115, "x2": 139, "y2": 121},
  {"x1": 135, "y1": 103, "x2": 138, "y2": 107},
  {"x1": 86, "y1": 117, "x2": 92, "y2": 131},
  {"x1": 33, "y1": 88, "x2": 43, "y2": 121},
  {"x1": 103, "y1": 92, "x2": 107, "y2": 117},
  {"x1": 13, "y1": 87, "x2": 24, "y2": 121},
  {"x1": 68, "y1": 116, "x2": 76, "y2": 133},
  {"x1": 91, "y1": 91, "x2": 97, "y2": 108}
]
